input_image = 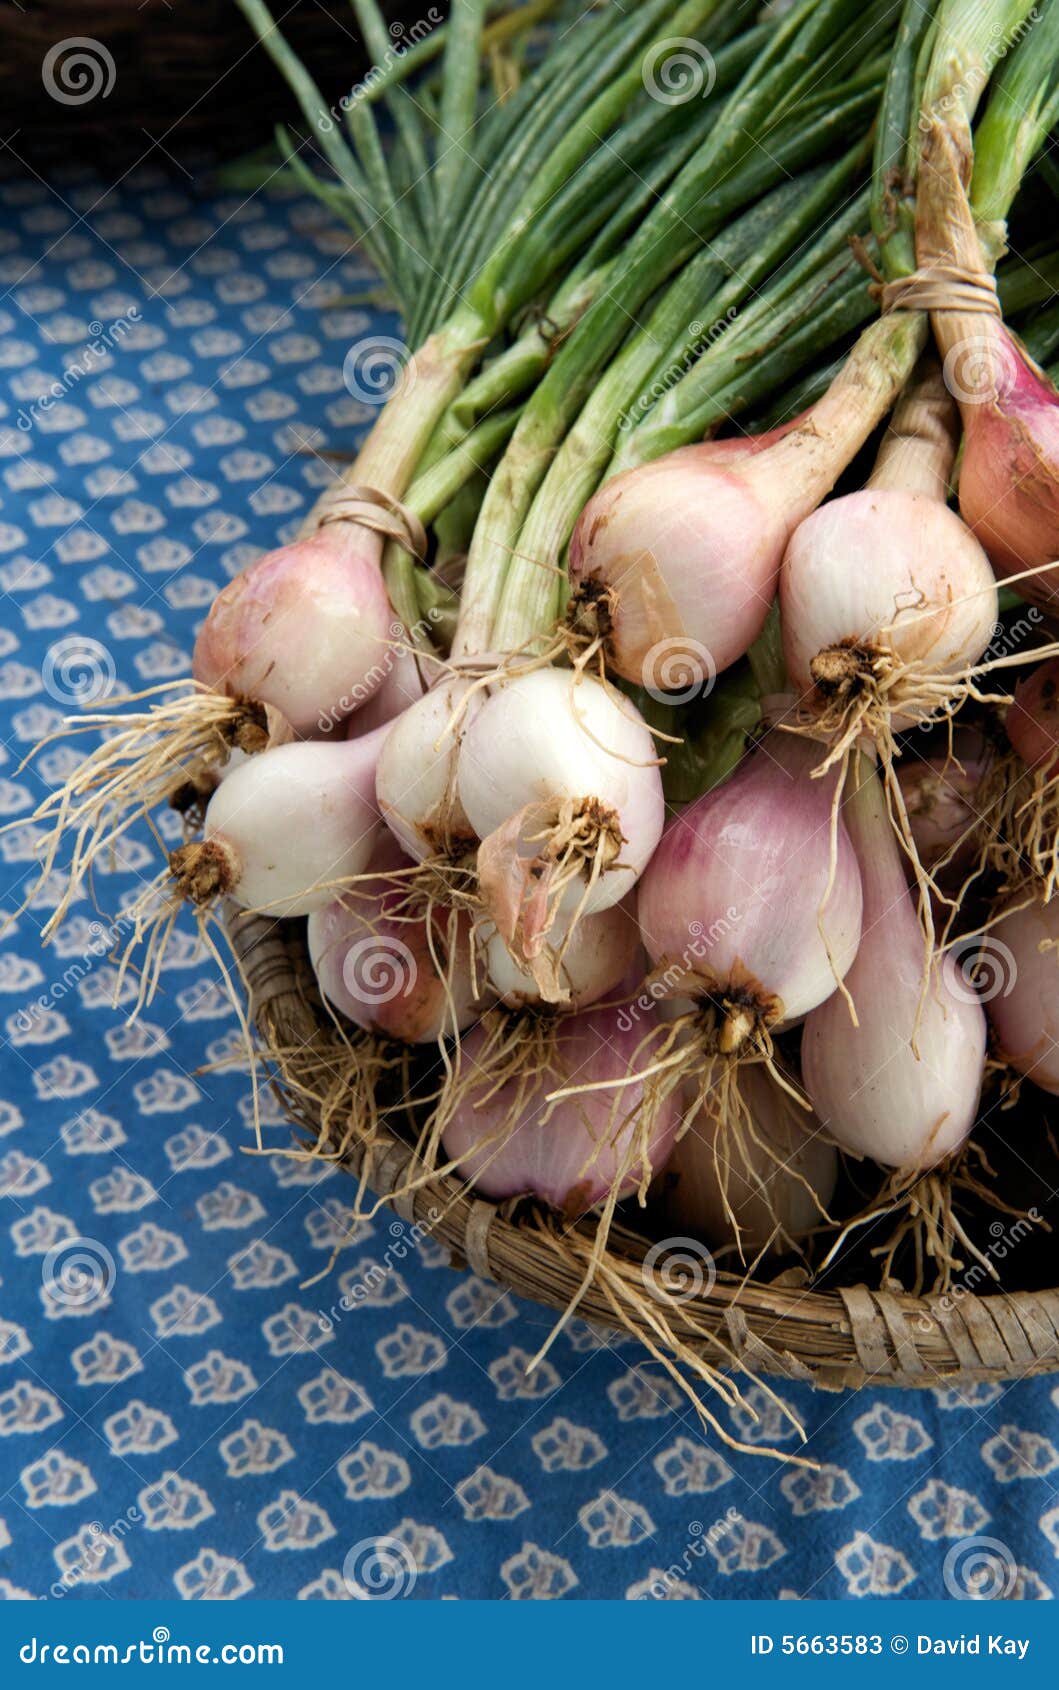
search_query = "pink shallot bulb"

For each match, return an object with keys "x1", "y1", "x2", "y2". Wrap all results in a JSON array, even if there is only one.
[
  {"x1": 1006, "y1": 659, "x2": 1059, "y2": 776},
  {"x1": 193, "y1": 525, "x2": 394, "y2": 736},
  {"x1": 307, "y1": 836, "x2": 486, "y2": 1044},
  {"x1": 801, "y1": 756, "x2": 986, "y2": 1170},
  {"x1": 484, "y1": 898, "x2": 640, "y2": 1012},
  {"x1": 442, "y1": 1003, "x2": 679, "y2": 1216},
  {"x1": 568, "y1": 317, "x2": 917, "y2": 688},
  {"x1": 636, "y1": 727, "x2": 863, "y2": 1047},
  {"x1": 985, "y1": 896, "x2": 1059, "y2": 1094}
]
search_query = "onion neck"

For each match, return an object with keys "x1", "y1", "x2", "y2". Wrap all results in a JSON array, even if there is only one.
[
  {"x1": 745, "y1": 312, "x2": 926, "y2": 529},
  {"x1": 866, "y1": 361, "x2": 959, "y2": 500},
  {"x1": 842, "y1": 751, "x2": 908, "y2": 917}
]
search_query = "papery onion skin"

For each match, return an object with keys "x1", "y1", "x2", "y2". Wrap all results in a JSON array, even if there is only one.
[
  {"x1": 376, "y1": 679, "x2": 477, "y2": 863},
  {"x1": 441, "y1": 1003, "x2": 679, "y2": 1214},
  {"x1": 192, "y1": 528, "x2": 394, "y2": 737},
  {"x1": 661, "y1": 1066, "x2": 836, "y2": 1255},
  {"x1": 485, "y1": 897, "x2": 640, "y2": 1012},
  {"x1": 636, "y1": 731, "x2": 862, "y2": 1028},
  {"x1": 196, "y1": 727, "x2": 385, "y2": 918},
  {"x1": 800, "y1": 762, "x2": 986, "y2": 1170},
  {"x1": 781, "y1": 491, "x2": 997, "y2": 730},
  {"x1": 457, "y1": 668, "x2": 664, "y2": 916},
  {"x1": 1007, "y1": 659, "x2": 1059, "y2": 776},
  {"x1": 984, "y1": 897, "x2": 1059, "y2": 1094},
  {"x1": 307, "y1": 842, "x2": 485, "y2": 1043}
]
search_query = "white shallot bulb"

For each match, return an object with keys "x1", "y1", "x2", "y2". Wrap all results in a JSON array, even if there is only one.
[
  {"x1": 376, "y1": 679, "x2": 477, "y2": 862},
  {"x1": 442, "y1": 1002, "x2": 679, "y2": 1215},
  {"x1": 484, "y1": 898, "x2": 640, "y2": 1011},
  {"x1": 458, "y1": 668, "x2": 664, "y2": 956},
  {"x1": 170, "y1": 728, "x2": 384, "y2": 919},
  {"x1": 801, "y1": 756, "x2": 986, "y2": 1169}
]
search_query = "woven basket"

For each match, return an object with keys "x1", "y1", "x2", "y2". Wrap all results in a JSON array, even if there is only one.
[{"x1": 228, "y1": 909, "x2": 1059, "y2": 1396}]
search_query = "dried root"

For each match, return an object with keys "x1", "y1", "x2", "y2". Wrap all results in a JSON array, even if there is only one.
[{"x1": 971, "y1": 747, "x2": 1059, "y2": 903}]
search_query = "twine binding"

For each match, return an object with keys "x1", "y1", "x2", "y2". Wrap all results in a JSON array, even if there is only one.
[
  {"x1": 879, "y1": 263, "x2": 1001, "y2": 318},
  {"x1": 226, "y1": 908, "x2": 1059, "y2": 1392},
  {"x1": 313, "y1": 481, "x2": 429, "y2": 560}
]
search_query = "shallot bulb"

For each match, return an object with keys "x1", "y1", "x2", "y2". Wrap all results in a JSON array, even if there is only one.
[
  {"x1": 895, "y1": 732, "x2": 991, "y2": 893},
  {"x1": 781, "y1": 365, "x2": 997, "y2": 739},
  {"x1": 442, "y1": 1002, "x2": 679, "y2": 1215},
  {"x1": 192, "y1": 525, "x2": 394, "y2": 736},
  {"x1": 308, "y1": 837, "x2": 486, "y2": 1043},
  {"x1": 801, "y1": 757, "x2": 986, "y2": 1170},
  {"x1": 1006, "y1": 659, "x2": 1059, "y2": 775},
  {"x1": 984, "y1": 896, "x2": 1059, "y2": 1094},
  {"x1": 484, "y1": 898, "x2": 640, "y2": 1012},
  {"x1": 170, "y1": 727, "x2": 385, "y2": 919},
  {"x1": 661, "y1": 1066, "x2": 836, "y2": 1257},
  {"x1": 568, "y1": 317, "x2": 918, "y2": 687},
  {"x1": 458, "y1": 668, "x2": 664, "y2": 958},
  {"x1": 636, "y1": 728, "x2": 863, "y2": 1045},
  {"x1": 376, "y1": 679, "x2": 477, "y2": 863},
  {"x1": 347, "y1": 639, "x2": 429, "y2": 738}
]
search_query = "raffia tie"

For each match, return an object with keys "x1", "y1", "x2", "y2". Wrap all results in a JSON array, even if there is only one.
[
  {"x1": 878, "y1": 263, "x2": 1001, "y2": 318},
  {"x1": 315, "y1": 483, "x2": 428, "y2": 561}
]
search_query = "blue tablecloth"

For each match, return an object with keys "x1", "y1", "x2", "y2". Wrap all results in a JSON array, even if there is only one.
[{"x1": 0, "y1": 158, "x2": 1058, "y2": 1604}]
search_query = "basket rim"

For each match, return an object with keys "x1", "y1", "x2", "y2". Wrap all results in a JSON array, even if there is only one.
[{"x1": 228, "y1": 907, "x2": 1059, "y2": 1395}]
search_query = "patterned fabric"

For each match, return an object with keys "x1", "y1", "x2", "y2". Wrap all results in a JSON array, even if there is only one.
[{"x1": 0, "y1": 159, "x2": 1058, "y2": 1604}]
